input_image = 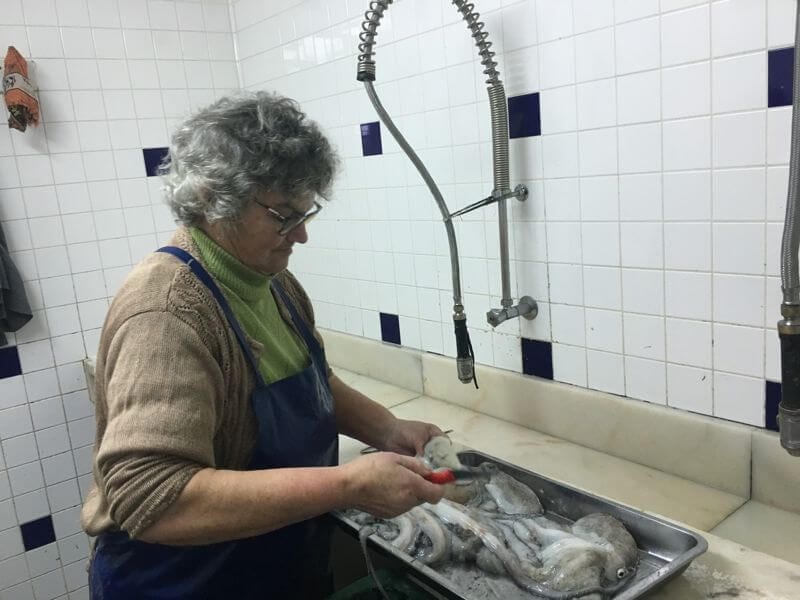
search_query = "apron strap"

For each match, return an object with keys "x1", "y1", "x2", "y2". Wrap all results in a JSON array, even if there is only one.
[
  {"x1": 271, "y1": 279, "x2": 324, "y2": 364},
  {"x1": 156, "y1": 246, "x2": 267, "y2": 388}
]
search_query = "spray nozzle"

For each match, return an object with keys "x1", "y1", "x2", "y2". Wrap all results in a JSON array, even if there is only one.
[{"x1": 454, "y1": 315, "x2": 478, "y2": 388}]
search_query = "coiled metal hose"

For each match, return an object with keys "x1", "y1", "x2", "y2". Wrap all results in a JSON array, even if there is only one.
[
  {"x1": 357, "y1": 0, "x2": 393, "y2": 81},
  {"x1": 451, "y1": 1, "x2": 500, "y2": 86}
]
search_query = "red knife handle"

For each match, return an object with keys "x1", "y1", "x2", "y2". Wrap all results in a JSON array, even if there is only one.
[{"x1": 424, "y1": 469, "x2": 456, "y2": 484}]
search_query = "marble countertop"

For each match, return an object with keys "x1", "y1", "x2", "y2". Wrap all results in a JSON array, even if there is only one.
[{"x1": 334, "y1": 369, "x2": 800, "y2": 600}]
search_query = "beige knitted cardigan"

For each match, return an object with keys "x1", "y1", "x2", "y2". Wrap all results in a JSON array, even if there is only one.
[{"x1": 80, "y1": 228, "x2": 329, "y2": 539}]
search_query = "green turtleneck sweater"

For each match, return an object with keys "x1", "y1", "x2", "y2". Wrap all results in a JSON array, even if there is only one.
[{"x1": 189, "y1": 227, "x2": 309, "y2": 384}]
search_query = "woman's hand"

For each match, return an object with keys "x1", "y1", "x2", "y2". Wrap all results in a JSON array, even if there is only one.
[
  {"x1": 339, "y1": 452, "x2": 445, "y2": 518},
  {"x1": 381, "y1": 418, "x2": 444, "y2": 456}
]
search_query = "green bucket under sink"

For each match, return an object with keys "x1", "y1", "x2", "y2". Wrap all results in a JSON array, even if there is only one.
[{"x1": 327, "y1": 568, "x2": 433, "y2": 600}]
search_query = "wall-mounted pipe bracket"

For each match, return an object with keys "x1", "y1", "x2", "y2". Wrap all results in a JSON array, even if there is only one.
[{"x1": 449, "y1": 184, "x2": 529, "y2": 219}]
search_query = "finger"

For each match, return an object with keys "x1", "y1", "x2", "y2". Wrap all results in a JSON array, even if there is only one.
[
  {"x1": 415, "y1": 424, "x2": 444, "y2": 454},
  {"x1": 395, "y1": 445, "x2": 416, "y2": 457},
  {"x1": 393, "y1": 454, "x2": 431, "y2": 476},
  {"x1": 417, "y1": 481, "x2": 446, "y2": 505}
]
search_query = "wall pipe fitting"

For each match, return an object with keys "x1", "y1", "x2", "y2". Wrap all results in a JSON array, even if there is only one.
[{"x1": 777, "y1": 1, "x2": 800, "y2": 456}]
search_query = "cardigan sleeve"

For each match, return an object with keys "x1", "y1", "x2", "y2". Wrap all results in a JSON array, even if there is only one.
[{"x1": 95, "y1": 309, "x2": 224, "y2": 538}]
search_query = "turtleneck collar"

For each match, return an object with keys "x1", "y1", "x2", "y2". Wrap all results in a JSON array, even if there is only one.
[{"x1": 189, "y1": 227, "x2": 272, "y2": 302}]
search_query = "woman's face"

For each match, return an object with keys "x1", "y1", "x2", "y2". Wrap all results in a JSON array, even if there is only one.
[{"x1": 207, "y1": 190, "x2": 313, "y2": 275}]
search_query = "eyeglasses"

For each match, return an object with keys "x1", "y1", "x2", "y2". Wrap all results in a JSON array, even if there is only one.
[{"x1": 252, "y1": 199, "x2": 322, "y2": 236}]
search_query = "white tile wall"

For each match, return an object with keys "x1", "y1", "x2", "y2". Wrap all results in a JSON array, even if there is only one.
[
  {"x1": 0, "y1": 0, "x2": 235, "y2": 595},
  {"x1": 229, "y1": 0, "x2": 795, "y2": 432},
  {"x1": 0, "y1": 0, "x2": 795, "y2": 592}
]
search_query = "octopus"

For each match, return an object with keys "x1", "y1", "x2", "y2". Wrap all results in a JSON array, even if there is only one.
[{"x1": 347, "y1": 436, "x2": 639, "y2": 600}]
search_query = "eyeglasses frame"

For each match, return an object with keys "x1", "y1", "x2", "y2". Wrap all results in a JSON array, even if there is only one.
[{"x1": 252, "y1": 198, "x2": 322, "y2": 236}]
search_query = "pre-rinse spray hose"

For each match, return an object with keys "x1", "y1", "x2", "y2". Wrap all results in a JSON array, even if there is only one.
[{"x1": 777, "y1": 0, "x2": 800, "y2": 456}]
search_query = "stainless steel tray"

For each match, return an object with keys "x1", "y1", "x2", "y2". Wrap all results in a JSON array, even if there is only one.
[{"x1": 334, "y1": 449, "x2": 708, "y2": 599}]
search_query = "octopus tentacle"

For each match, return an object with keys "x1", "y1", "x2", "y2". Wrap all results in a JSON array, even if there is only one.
[
  {"x1": 408, "y1": 506, "x2": 450, "y2": 565},
  {"x1": 387, "y1": 514, "x2": 417, "y2": 552}
]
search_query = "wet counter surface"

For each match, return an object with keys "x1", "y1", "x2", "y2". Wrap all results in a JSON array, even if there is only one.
[{"x1": 334, "y1": 368, "x2": 800, "y2": 600}]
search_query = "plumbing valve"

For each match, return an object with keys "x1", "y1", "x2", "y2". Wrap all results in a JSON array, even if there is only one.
[{"x1": 486, "y1": 296, "x2": 538, "y2": 328}]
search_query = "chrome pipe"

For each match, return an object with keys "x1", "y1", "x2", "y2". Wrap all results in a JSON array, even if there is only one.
[
  {"x1": 781, "y1": 5, "x2": 800, "y2": 304},
  {"x1": 777, "y1": 1, "x2": 800, "y2": 456},
  {"x1": 487, "y1": 85, "x2": 534, "y2": 317},
  {"x1": 452, "y1": 0, "x2": 517, "y2": 310}
]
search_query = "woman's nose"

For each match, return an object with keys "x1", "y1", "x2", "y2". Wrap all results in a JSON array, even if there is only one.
[{"x1": 287, "y1": 223, "x2": 308, "y2": 244}]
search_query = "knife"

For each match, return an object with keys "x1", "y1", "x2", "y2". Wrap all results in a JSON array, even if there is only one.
[{"x1": 423, "y1": 467, "x2": 490, "y2": 485}]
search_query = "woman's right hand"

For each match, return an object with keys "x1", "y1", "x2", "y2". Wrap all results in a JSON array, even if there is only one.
[{"x1": 339, "y1": 452, "x2": 445, "y2": 518}]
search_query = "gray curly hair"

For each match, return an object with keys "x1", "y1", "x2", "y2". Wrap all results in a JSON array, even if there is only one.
[{"x1": 161, "y1": 91, "x2": 338, "y2": 226}]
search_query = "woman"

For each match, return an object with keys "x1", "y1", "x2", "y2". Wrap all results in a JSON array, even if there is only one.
[{"x1": 82, "y1": 92, "x2": 446, "y2": 599}]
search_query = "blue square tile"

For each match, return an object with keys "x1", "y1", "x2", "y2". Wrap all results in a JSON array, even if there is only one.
[
  {"x1": 360, "y1": 122, "x2": 383, "y2": 156},
  {"x1": 142, "y1": 147, "x2": 170, "y2": 177},
  {"x1": 379, "y1": 312, "x2": 401, "y2": 345},
  {"x1": 508, "y1": 92, "x2": 541, "y2": 139},
  {"x1": 20, "y1": 515, "x2": 56, "y2": 551},
  {"x1": 0, "y1": 345, "x2": 22, "y2": 379},
  {"x1": 765, "y1": 380, "x2": 781, "y2": 432},
  {"x1": 768, "y1": 47, "x2": 794, "y2": 108},
  {"x1": 521, "y1": 338, "x2": 553, "y2": 380}
]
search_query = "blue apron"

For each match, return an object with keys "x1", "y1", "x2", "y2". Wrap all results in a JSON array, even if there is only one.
[{"x1": 89, "y1": 247, "x2": 339, "y2": 599}]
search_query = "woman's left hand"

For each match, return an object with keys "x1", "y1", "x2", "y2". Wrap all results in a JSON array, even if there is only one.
[{"x1": 381, "y1": 419, "x2": 444, "y2": 456}]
